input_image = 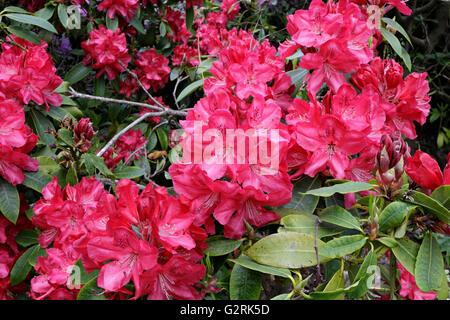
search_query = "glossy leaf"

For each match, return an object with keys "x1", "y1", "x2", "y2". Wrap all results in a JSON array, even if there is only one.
[
  {"x1": 320, "y1": 235, "x2": 367, "y2": 259},
  {"x1": 229, "y1": 264, "x2": 262, "y2": 300},
  {"x1": 415, "y1": 232, "x2": 445, "y2": 292},
  {"x1": 391, "y1": 238, "x2": 420, "y2": 275},
  {"x1": 319, "y1": 206, "x2": 362, "y2": 232},
  {"x1": 283, "y1": 176, "x2": 321, "y2": 213},
  {"x1": 305, "y1": 181, "x2": 373, "y2": 197},
  {"x1": 378, "y1": 201, "x2": 417, "y2": 232},
  {"x1": 247, "y1": 232, "x2": 327, "y2": 269},
  {"x1": 231, "y1": 255, "x2": 291, "y2": 278},
  {"x1": 204, "y1": 236, "x2": 243, "y2": 257},
  {"x1": 0, "y1": 178, "x2": 20, "y2": 224}
]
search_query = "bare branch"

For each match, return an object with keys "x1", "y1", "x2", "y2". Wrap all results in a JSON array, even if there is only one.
[
  {"x1": 68, "y1": 87, "x2": 187, "y2": 117},
  {"x1": 96, "y1": 111, "x2": 165, "y2": 157}
]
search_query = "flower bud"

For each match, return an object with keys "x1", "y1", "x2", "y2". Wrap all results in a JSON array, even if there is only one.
[
  {"x1": 74, "y1": 118, "x2": 94, "y2": 153},
  {"x1": 376, "y1": 133, "x2": 409, "y2": 193}
]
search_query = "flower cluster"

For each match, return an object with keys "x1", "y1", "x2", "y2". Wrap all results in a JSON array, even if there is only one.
[
  {"x1": 82, "y1": 25, "x2": 131, "y2": 80},
  {"x1": 98, "y1": 0, "x2": 140, "y2": 19},
  {"x1": 283, "y1": 0, "x2": 430, "y2": 182},
  {"x1": 0, "y1": 36, "x2": 63, "y2": 110},
  {"x1": 30, "y1": 177, "x2": 206, "y2": 299},
  {"x1": 170, "y1": 29, "x2": 293, "y2": 239},
  {"x1": 0, "y1": 195, "x2": 33, "y2": 299},
  {"x1": 102, "y1": 129, "x2": 146, "y2": 170}
]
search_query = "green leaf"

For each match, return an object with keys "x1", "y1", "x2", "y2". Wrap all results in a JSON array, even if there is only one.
[
  {"x1": 229, "y1": 264, "x2": 262, "y2": 300},
  {"x1": 305, "y1": 181, "x2": 373, "y2": 197},
  {"x1": 378, "y1": 202, "x2": 417, "y2": 232},
  {"x1": 436, "y1": 272, "x2": 449, "y2": 300},
  {"x1": 231, "y1": 255, "x2": 291, "y2": 278},
  {"x1": 5, "y1": 13, "x2": 57, "y2": 33},
  {"x1": 30, "y1": 109, "x2": 56, "y2": 145},
  {"x1": 319, "y1": 206, "x2": 363, "y2": 232},
  {"x1": 106, "y1": 15, "x2": 118, "y2": 31},
  {"x1": 176, "y1": 79, "x2": 204, "y2": 102},
  {"x1": 3, "y1": 6, "x2": 30, "y2": 14},
  {"x1": 348, "y1": 249, "x2": 378, "y2": 299},
  {"x1": 382, "y1": 17, "x2": 412, "y2": 45},
  {"x1": 246, "y1": 232, "x2": 328, "y2": 269},
  {"x1": 34, "y1": 7, "x2": 55, "y2": 20},
  {"x1": 22, "y1": 171, "x2": 53, "y2": 193},
  {"x1": 75, "y1": 259, "x2": 100, "y2": 284},
  {"x1": 57, "y1": 4, "x2": 68, "y2": 28},
  {"x1": 113, "y1": 166, "x2": 145, "y2": 179},
  {"x1": 185, "y1": 6, "x2": 194, "y2": 33},
  {"x1": 377, "y1": 237, "x2": 398, "y2": 248},
  {"x1": 286, "y1": 68, "x2": 308, "y2": 88},
  {"x1": 66, "y1": 163, "x2": 78, "y2": 186},
  {"x1": 320, "y1": 235, "x2": 367, "y2": 259},
  {"x1": 406, "y1": 191, "x2": 450, "y2": 224},
  {"x1": 286, "y1": 50, "x2": 304, "y2": 60},
  {"x1": 279, "y1": 214, "x2": 342, "y2": 238},
  {"x1": 82, "y1": 154, "x2": 114, "y2": 177},
  {"x1": 271, "y1": 293, "x2": 291, "y2": 300},
  {"x1": 322, "y1": 268, "x2": 345, "y2": 300},
  {"x1": 204, "y1": 236, "x2": 243, "y2": 257},
  {"x1": 282, "y1": 176, "x2": 321, "y2": 213},
  {"x1": 57, "y1": 128, "x2": 74, "y2": 146},
  {"x1": 27, "y1": 246, "x2": 46, "y2": 267},
  {"x1": 129, "y1": 11, "x2": 146, "y2": 34},
  {"x1": 65, "y1": 63, "x2": 92, "y2": 84},
  {"x1": 159, "y1": 22, "x2": 167, "y2": 37},
  {"x1": 430, "y1": 185, "x2": 450, "y2": 211},
  {"x1": 77, "y1": 277, "x2": 106, "y2": 300},
  {"x1": 10, "y1": 245, "x2": 40, "y2": 285},
  {"x1": 381, "y1": 28, "x2": 411, "y2": 71},
  {"x1": 0, "y1": 178, "x2": 20, "y2": 224},
  {"x1": 391, "y1": 238, "x2": 420, "y2": 275},
  {"x1": 15, "y1": 229, "x2": 38, "y2": 247},
  {"x1": 46, "y1": 105, "x2": 75, "y2": 121},
  {"x1": 156, "y1": 127, "x2": 169, "y2": 150},
  {"x1": 7, "y1": 25, "x2": 40, "y2": 44},
  {"x1": 415, "y1": 232, "x2": 445, "y2": 292}
]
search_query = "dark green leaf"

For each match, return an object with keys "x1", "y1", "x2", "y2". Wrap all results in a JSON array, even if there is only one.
[
  {"x1": 391, "y1": 238, "x2": 420, "y2": 275},
  {"x1": 229, "y1": 264, "x2": 262, "y2": 300},
  {"x1": 113, "y1": 166, "x2": 145, "y2": 179},
  {"x1": 77, "y1": 277, "x2": 106, "y2": 300},
  {"x1": 176, "y1": 79, "x2": 204, "y2": 102},
  {"x1": 10, "y1": 245, "x2": 39, "y2": 285},
  {"x1": 204, "y1": 236, "x2": 243, "y2": 257},
  {"x1": 378, "y1": 201, "x2": 417, "y2": 232},
  {"x1": 415, "y1": 232, "x2": 445, "y2": 292},
  {"x1": 5, "y1": 13, "x2": 57, "y2": 33},
  {"x1": 0, "y1": 178, "x2": 20, "y2": 224},
  {"x1": 319, "y1": 206, "x2": 362, "y2": 232},
  {"x1": 15, "y1": 229, "x2": 38, "y2": 247},
  {"x1": 231, "y1": 255, "x2": 291, "y2": 278},
  {"x1": 282, "y1": 176, "x2": 321, "y2": 213},
  {"x1": 406, "y1": 191, "x2": 450, "y2": 224},
  {"x1": 65, "y1": 63, "x2": 92, "y2": 84},
  {"x1": 22, "y1": 171, "x2": 53, "y2": 193}
]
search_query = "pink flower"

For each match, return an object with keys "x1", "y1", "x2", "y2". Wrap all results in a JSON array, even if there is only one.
[
  {"x1": 398, "y1": 263, "x2": 436, "y2": 300},
  {"x1": 82, "y1": 26, "x2": 131, "y2": 80},
  {"x1": 134, "y1": 48, "x2": 171, "y2": 92}
]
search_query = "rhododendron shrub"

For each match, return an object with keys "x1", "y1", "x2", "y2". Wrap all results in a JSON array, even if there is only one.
[{"x1": 0, "y1": 0, "x2": 447, "y2": 301}]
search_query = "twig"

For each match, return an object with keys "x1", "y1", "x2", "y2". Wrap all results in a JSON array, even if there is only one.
[
  {"x1": 118, "y1": 60, "x2": 170, "y2": 112},
  {"x1": 68, "y1": 87, "x2": 187, "y2": 117},
  {"x1": 96, "y1": 112, "x2": 165, "y2": 157}
]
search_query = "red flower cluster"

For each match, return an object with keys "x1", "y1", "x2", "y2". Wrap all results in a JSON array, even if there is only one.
[
  {"x1": 170, "y1": 29, "x2": 293, "y2": 239},
  {"x1": 134, "y1": 49, "x2": 171, "y2": 92},
  {"x1": 0, "y1": 36, "x2": 63, "y2": 110},
  {"x1": 82, "y1": 26, "x2": 131, "y2": 80},
  {"x1": 0, "y1": 195, "x2": 33, "y2": 300},
  {"x1": 102, "y1": 129, "x2": 146, "y2": 170},
  {"x1": 98, "y1": 0, "x2": 139, "y2": 19},
  {"x1": 31, "y1": 177, "x2": 206, "y2": 299}
]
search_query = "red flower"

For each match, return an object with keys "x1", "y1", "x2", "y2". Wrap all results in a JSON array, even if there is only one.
[
  {"x1": 398, "y1": 263, "x2": 436, "y2": 300},
  {"x1": 82, "y1": 26, "x2": 131, "y2": 80},
  {"x1": 0, "y1": 36, "x2": 63, "y2": 110},
  {"x1": 98, "y1": 0, "x2": 139, "y2": 19},
  {"x1": 134, "y1": 48, "x2": 171, "y2": 92},
  {"x1": 141, "y1": 255, "x2": 206, "y2": 300},
  {"x1": 405, "y1": 150, "x2": 449, "y2": 193}
]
